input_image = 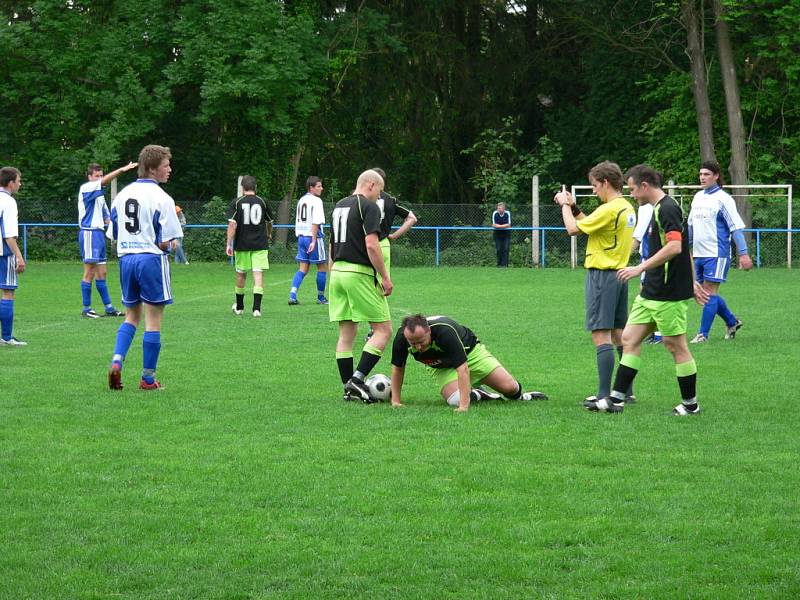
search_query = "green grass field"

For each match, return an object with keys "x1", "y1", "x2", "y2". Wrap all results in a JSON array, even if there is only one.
[{"x1": 2, "y1": 263, "x2": 799, "y2": 599}]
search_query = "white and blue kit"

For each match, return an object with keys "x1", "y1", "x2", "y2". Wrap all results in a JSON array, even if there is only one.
[
  {"x1": 0, "y1": 189, "x2": 19, "y2": 290},
  {"x1": 294, "y1": 192, "x2": 326, "y2": 263},
  {"x1": 688, "y1": 185, "x2": 748, "y2": 283},
  {"x1": 78, "y1": 179, "x2": 111, "y2": 263},
  {"x1": 107, "y1": 179, "x2": 183, "y2": 306}
]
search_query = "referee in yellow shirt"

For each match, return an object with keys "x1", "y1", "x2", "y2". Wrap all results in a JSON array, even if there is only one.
[{"x1": 555, "y1": 161, "x2": 636, "y2": 406}]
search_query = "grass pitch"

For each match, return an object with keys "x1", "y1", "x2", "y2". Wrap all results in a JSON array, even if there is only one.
[{"x1": 2, "y1": 263, "x2": 799, "y2": 599}]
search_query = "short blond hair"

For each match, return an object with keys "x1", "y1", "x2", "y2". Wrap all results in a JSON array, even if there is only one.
[
  {"x1": 356, "y1": 169, "x2": 384, "y2": 190},
  {"x1": 138, "y1": 145, "x2": 171, "y2": 178}
]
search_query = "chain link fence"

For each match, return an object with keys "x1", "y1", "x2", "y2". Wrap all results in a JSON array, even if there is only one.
[{"x1": 18, "y1": 187, "x2": 798, "y2": 267}]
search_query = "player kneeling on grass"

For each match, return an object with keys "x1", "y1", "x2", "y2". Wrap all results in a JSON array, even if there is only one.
[
  {"x1": 106, "y1": 145, "x2": 183, "y2": 391},
  {"x1": 389, "y1": 314, "x2": 548, "y2": 412}
]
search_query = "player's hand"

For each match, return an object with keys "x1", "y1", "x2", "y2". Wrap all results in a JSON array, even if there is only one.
[
  {"x1": 739, "y1": 254, "x2": 753, "y2": 270},
  {"x1": 391, "y1": 402, "x2": 404, "y2": 408},
  {"x1": 616, "y1": 266, "x2": 642, "y2": 282},
  {"x1": 693, "y1": 281, "x2": 710, "y2": 305},
  {"x1": 381, "y1": 277, "x2": 393, "y2": 296},
  {"x1": 554, "y1": 189, "x2": 573, "y2": 206},
  {"x1": 454, "y1": 406, "x2": 469, "y2": 413},
  {"x1": 226, "y1": 245, "x2": 234, "y2": 257},
  {"x1": 124, "y1": 161, "x2": 138, "y2": 171},
  {"x1": 15, "y1": 255, "x2": 25, "y2": 273},
  {"x1": 308, "y1": 240, "x2": 316, "y2": 253}
]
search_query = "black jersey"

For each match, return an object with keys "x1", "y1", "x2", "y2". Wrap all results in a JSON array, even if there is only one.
[
  {"x1": 376, "y1": 191, "x2": 412, "y2": 240},
  {"x1": 226, "y1": 194, "x2": 272, "y2": 251},
  {"x1": 641, "y1": 195, "x2": 694, "y2": 301},
  {"x1": 330, "y1": 194, "x2": 382, "y2": 266},
  {"x1": 391, "y1": 316, "x2": 480, "y2": 369}
]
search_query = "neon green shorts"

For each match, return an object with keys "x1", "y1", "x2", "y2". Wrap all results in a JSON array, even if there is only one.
[
  {"x1": 379, "y1": 237, "x2": 391, "y2": 279},
  {"x1": 328, "y1": 263, "x2": 390, "y2": 323},
  {"x1": 627, "y1": 295, "x2": 690, "y2": 337},
  {"x1": 428, "y1": 343, "x2": 502, "y2": 390},
  {"x1": 234, "y1": 250, "x2": 269, "y2": 273}
]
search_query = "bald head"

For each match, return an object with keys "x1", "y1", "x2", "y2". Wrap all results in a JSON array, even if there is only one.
[{"x1": 354, "y1": 169, "x2": 384, "y2": 201}]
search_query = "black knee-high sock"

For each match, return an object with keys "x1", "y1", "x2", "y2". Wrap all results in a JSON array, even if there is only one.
[
  {"x1": 336, "y1": 352, "x2": 353, "y2": 384},
  {"x1": 353, "y1": 344, "x2": 382, "y2": 381},
  {"x1": 617, "y1": 345, "x2": 633, "y2": 396}
]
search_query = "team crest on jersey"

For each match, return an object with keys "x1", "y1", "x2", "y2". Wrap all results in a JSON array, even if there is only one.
[{"x1": 626, "y1": 213, "x2": 636, "y2": 228}]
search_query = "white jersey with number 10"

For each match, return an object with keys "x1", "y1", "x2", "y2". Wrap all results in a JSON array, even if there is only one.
[
  {"x1": 107, "y1": 179, "x2": 183, "y2": 255},
  {"x1": 295, "y1": 192, "x2": 325, "y2": 237}
]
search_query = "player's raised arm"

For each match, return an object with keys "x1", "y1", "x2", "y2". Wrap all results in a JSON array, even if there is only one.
[{"x1": 100, "y1": 161, "x2": 138, "y2": 187}]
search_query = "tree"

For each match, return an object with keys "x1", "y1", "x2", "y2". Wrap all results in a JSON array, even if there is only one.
[
  {"x1": 713, "y1": 0, "x2": 750, "y2": 225},
  {"x1": 682, "y1": 0, "x2": 718, "y2": 163}
]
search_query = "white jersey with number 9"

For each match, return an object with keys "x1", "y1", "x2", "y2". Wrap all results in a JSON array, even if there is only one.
[{"x1": 107, "y1": 179, "x2": 183, "y2": 255}]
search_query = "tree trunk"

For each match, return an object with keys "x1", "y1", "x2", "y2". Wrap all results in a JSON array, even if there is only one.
[
  {"x1": 278, "y1": 143, "x2": 304, "y2": 246},
  {"x1": 682, "y1": 0, "x2": 717, "y2": 163},
  {"x1": 713, "y1": 0, "x2": 752, "y2": 229}
]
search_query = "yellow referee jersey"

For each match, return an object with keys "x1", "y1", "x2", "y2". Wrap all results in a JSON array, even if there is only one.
[{"x1": 576, "y1": 196, "x2": 636, "y2": 270}]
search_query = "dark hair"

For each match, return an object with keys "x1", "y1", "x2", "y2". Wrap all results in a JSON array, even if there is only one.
[
  {"x1": 306, "y1": 176, "x2": 322, "y2": 190},
  {"x1": 588, "y1": 160, "x2": 624, "y2": 192},
  {"x1": 87, "y1": 163, "x2": 102, "y2": 177},
  {"x1": 401, "y1": 314, "x2": 429, "y2": 332},
  {"x1": 372, "y1": 167, "x2": 386, "y2": 182},
  {"x1": 624, "y1": 164, "x2": 663, "y2": 188},
  {"x1": 0, "y1": 166, "x2": 21, "y2": 187},
  {"x1": 241, "y1": 175, "x2": 257, "y2": 192},
  {"x1": 700, "y1": 160, "x2": 725, "y2": 187},
  {"x1": 138, "y1": 145, "x2": 171, "y2": 177}
]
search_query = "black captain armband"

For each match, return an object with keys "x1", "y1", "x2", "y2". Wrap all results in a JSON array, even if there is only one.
[{"x1": 570, "y1": 204, "x2": 582, "y2": 217}]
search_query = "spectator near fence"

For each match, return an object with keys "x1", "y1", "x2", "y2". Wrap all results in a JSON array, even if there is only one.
[{"x1": 491, "y1": 202, "x2": 511, "y2": 267}]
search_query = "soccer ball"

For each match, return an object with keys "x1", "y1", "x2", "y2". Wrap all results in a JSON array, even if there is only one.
[{"x1": 366, "y1": 373, "x2": 391, "y2": 402}]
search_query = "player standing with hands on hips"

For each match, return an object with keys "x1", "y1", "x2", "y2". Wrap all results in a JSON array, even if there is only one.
[
  {"x1": 328, "y1": 170, "x2": 393, "y2": 402},
  {"x1": 106, "y1": 145, "x2": 183, "y2": 391}
]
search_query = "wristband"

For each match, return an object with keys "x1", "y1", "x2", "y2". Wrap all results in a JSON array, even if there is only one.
[{"x1": 571, "y1": 204, "x2": 582, "y2": 217}]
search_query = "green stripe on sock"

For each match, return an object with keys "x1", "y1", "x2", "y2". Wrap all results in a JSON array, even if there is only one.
[
  {"x1": 676, "y1": 359, "x2": 697, "y2": 377},
  {"x1": 335, "y1": 351, "x2": 353, "y2": 359},
  {"x1": 253, "y1": 287, "x2": 263, "y2": 295},
  {"x1": 235, "y1": 287, "x2": 245, "y2": 295},
  {"x1": 620, "y1": 353, "x2": 642, "y2": 370},
  {"x1": 363, "y1": 343, "x2": 383, "y2": 357}
]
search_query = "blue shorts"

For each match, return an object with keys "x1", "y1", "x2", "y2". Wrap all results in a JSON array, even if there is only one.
[
  {"x1": 295, "y1": 235, "x2": 327, "y2": 264},
  {"x1": 119, "y1": 254, "x2": 174, "y2": 307},
  {"x1": 78, "y1": 229, "x2": 107, "y2": 264},
  {"x1": 0, "y1": 255, "x2": 18, "y2": 290},
  {"x1": 695, "y1": 257, "x2": 730, "y2": 283}
]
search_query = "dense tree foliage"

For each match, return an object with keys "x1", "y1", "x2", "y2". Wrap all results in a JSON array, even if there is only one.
[{"x1": 0, "y1": 0, "x2": 796, "y2": 215}]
